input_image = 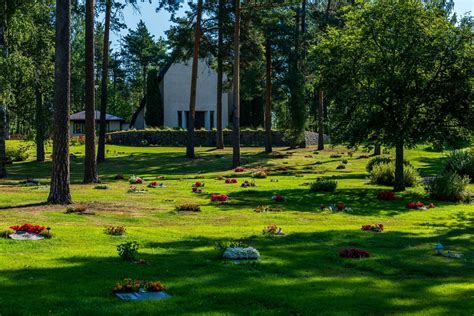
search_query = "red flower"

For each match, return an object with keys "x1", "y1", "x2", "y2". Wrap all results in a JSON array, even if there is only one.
[
  {"x1": 225, "y1": 179, "x2": 238, "y2": 184},
  {"x1": 234, "y1": 167, "x2": 246, "y2": 172},
  {"x1": 211, "y1": 194, "x2": 229, "y2": 202},
  {"x1": 377, "y1": 191, "x2": 395, "y2": 200},
  {"x1": 339, "y1": 248, "x2": 370, "y2": 258},
  {"x1": 10, "y1": 224, "x2": 46, "y2": 234}
]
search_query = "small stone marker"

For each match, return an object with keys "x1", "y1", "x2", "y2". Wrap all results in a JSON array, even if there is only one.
[{"x1": 115, "y1": 291, "x2": 171, "y2": 301}]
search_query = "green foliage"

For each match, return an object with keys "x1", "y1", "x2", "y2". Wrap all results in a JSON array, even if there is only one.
[
  {"x1": 366, "y1": 156, "x2": 412, "y2": 173},
  {"x1": 145, "y1": 69, "x2": 164, "y2": 127},
  {"x1": 309, "y1": 179, "x2": 337, "y2": 192},
  {"x1": 369, "y1": 163, "x2": 420, "y2": 187},
  {"x1": 444, "y1": 150, "x2": 474, "y2": 182},
  {"x1": 425, "y1": 171, "x2": 470, "y2": 202},
  {"x1": 117, "y1": 241, "x2": 140, "y2": 261},
  {"x1": 6, "y1": 143, "x2": 31, "y2": 162},
  {"x1": 105, "y1": 225, "x2": 126, "y2": 236}
]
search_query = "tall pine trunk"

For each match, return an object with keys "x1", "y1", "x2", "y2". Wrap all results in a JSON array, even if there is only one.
[
  {"x1": 215, "y1": 0, "x2": 224, "y2": 149},
  {"x1": 264, "y1": 38, "x2": 272, "y2": 154},
  {"x1": 232, "y1": 0, "x2": 241, "y2": 168},
  {"x1": 374, "y1": 144, "x2": 381, "y2": 156},
  {"x1": 0, "y1": 106, "x2": 6, "y2": 178},
  {"x1": 35, "y1": 89, "x2": 45, "y2": 162},
  {"x1": 317, "y1": 90, "x2": 324, "y2": 150},
  {"x1": 48, "y1": 0, "x2": 72, "y2": 204},
  {"x1": 97, "y1": 0, "x2": 111, "y2": 163},
  {"x1": 394, "y1": 142, "x2": 405, "y2": 192},
  {"x1": 83, "y1": 0, "x2": 98, "y2": 183},
  {"x1": 187, "y1": 0, "x2": 203, "y2": 159}
]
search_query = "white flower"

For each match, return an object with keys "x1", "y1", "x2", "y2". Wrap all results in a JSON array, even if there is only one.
[{"x1": 222, "y1": 247, "x2": 260, "y2": 260}]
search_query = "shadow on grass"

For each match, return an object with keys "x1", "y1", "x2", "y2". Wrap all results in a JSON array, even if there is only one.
[{"x1": 0, "y1": 229, "x2": 472, "y2": 314}]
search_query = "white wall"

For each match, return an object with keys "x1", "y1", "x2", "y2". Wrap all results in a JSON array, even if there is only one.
[{"x1": 163, "y1": 59, "x2": 229, "y2": 129}]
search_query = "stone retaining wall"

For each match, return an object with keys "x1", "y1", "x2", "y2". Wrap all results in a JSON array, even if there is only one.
[{"x1": 107, "y1": 130, "x2": 328, "y2": 147}]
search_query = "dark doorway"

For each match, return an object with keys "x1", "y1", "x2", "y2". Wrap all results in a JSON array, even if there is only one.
[{"x1": 195, "y1": 111, "x2": 205, "y2": 129}]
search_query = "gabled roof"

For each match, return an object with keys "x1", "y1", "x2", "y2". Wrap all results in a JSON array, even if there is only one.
[{"x1": 70, "y1": 111, "x2": 124, "y2": 121}]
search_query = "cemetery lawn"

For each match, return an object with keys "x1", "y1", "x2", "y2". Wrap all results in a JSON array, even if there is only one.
[{"x1": 0, "y1": 142, "x2": 473, "y2": 315}]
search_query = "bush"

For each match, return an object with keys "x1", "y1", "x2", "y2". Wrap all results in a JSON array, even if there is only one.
[
  {"x1": 309, "y1": 179, "x2": 337, "y2": 192},
  {"x1": 117, "y1": 241, "x2": 140, "y2": 261},
  {"x1": 425, "y1": 171, "x2": 470, "y2": 202},
  {"x1": 252, "y1": 170, "x2": 268, "y2": 178},
  {"x1": 6, "y1": 144, "x2": 32, "y2": 162},
  {"x1": 369, "y1": 162, "x2": 420, "y2": 187},
  {"x1": 366, "y1": 155, "x2": 412, "y2": 173},
  {"x1": 444, "y1": 150, "x2": 474, "y2": 182}
]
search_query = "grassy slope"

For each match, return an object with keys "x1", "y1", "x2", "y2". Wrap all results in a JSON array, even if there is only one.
[{"x1": 0, "y1": 141, "x2": 472, "y2": 315}]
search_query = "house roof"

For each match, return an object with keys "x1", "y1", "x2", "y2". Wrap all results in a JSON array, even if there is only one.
[{"x1": 70, "y1": 111, "x2": 124, "y2": 121}]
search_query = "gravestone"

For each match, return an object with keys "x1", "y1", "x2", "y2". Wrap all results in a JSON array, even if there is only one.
[{"x1": 0, "y1": 106, "x2": 6, "y2": 178}]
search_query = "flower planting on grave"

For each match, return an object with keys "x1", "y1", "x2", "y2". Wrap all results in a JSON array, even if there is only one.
[
  {"x1": 339, "y1": 248, "x2": 370, "y2": 258},
  {"x1": 176, "y1": 203, "x2": 201, "y2": 212},
  {"x1": 361, "y1": 224, "x2": 384, "y2": 232},
  {"x1": 262, "y1": 224, "x2": 285, "y2": 236},
  {"x1": 377, "y1": 191, "x2": 395, "y2": 200},
  {"x1": 211, "y1": 194, "x2": 229, "y2": 202},
  {"x1": 406, "y1": 202, "x2": 436, "y2": 210},
  {"x1": 272, "y1": 195, "x2": 287, "y2": 203},
  {"x1": 128, "y1": 175, "x2": 143, "y2": 184},
  {"x1": 225, "y1": 178, "x2": 238, "y2": 184},
  {"x1": 105, "y1": 225, "x2": 126, "y2": 236},
  {"x1": 113, "y1": 279, "x2": 166, "y2": 293},
  {"x1": 241, "y1": 180, "x2": 256, "y2": 188}
]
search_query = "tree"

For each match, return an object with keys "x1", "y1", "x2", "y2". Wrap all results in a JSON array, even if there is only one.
[
  {"x1": 216, "y1": 0, "x2": 225, "y2": 149},
  {"x1": 145, "y1": 69, "x2": 163, "y2": 127},
  {"x1": 315, "y1": 0, "x2": 473, "y2": 191},
  {"x1": 186, "y1": 0, "x2": 203, "y2": 159},
  {"x1": 97, "y1": 0, "x2": 112, "y2": 163},
  {"x1": 83, "y1": 0, "x2": 98, "y2": 183},
  {"x1": 232, "y1": 0, "x2": 241, "y2": 168},
  {"x1": 48, "y1": 0, "x2": 72, "y2": 204},
  {"x1": 0, "y1": 105, "x2": 6, "y2": 178}
]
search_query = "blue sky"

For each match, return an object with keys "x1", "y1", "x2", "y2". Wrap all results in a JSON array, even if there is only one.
[{"x1": 110, "y1": 0, "x2": 473, "y2": 48}]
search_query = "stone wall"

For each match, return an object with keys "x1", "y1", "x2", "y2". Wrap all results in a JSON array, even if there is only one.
[{"x1": 107, "y1": 130, "x2": 328, "y2": 147}]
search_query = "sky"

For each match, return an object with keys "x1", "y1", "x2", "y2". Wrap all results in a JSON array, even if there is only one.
[{"x1": 109, "y1": 0, "x2": 474, "y2": 49}]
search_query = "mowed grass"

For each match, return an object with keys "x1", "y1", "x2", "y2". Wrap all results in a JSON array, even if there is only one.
[{"x1": 0, "y1": 141, "x2": 473, "y2": 315}]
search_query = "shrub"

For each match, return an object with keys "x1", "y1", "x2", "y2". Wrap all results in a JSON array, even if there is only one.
[
  {"x1": 369, "y1": 162, "x2": 420, "y2": 187},
  {"x1": 425, "y1": 171, "x2": 470, "y2": 202},
  {"x1": 117, "y1": 241, "x2": 140, "y2": 261},
  {"x1": 176, "y1": 203, "x2": 201, "y2": 212},
  {"x1": 0, "y1": 229, "x2": 14, "y2": 238},
  {"x1": 366, "y1": 155, "x2": 413, "y2": 173},
  {"x1": 309, "y1": 179, "x2": 337, "y2": 192},
  {"x1": 6, "y1": 144, "x2": 32, "y2": 162},
  {"x1": 105, "y1": 225, "x2": 126, "y2": 236},
  {"x1": 342, "y1": 159, "x2": 348, "y2": 164},
  {"x1": 94, "y1": 185, "x2": 109, "y2": 190},
  {"x1": 336, "y1": 164, "x2": 346, "y2": 170},
  {"x1": 444, "y1": 150, "x2": 474, "y2": 182}
]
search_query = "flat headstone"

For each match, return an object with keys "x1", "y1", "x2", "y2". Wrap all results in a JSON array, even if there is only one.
[
  {"x1": 9, "y1": 231, "x2": 44, "y2": 240},
  {"x1": 115, "y1": 291, "x2": 171, "y2": 301}
]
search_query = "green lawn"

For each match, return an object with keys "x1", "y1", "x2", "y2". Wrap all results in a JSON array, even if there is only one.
[{"x1": 0, "y1": 142, "x2": 472, "y2": 315}]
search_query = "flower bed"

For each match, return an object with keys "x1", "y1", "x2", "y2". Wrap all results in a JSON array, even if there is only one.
[
  {"x1": 10, "y1": 224, "x2": 46, "y2": 234},
  {"x1": 192, "y1": 181, "x2": 205, "y2": 188},
  {"x1": 225, "y1": 179, "x2": 238, "y2": 184},
  {"x1": 361, "y1": 224, "x2": 384, "y2": 232},
  {"x1": 129, "y1": 176, "x2": 143, "y2": 184},
  {"x1": 339, "y1": 248, "x2": 370, "y2": 258},
  {"x1": 377, "y1": 191, "x2": 395, "y2": 200},
  {"x1": 114, "y1": 174, "x2": 125, "y2": 180},
  {"x1": 148, "y1": 182, "x2": 165, "y2": 188},
  {"x1": 241, "y1": 180, "x2": 256, "y2": 188},
  {"x1": 320, "y1": 202, "x2": 352, "y2": 213},
  {"x1": 234, "y1": 167, "x2": 246, "y2": 173},
  {"x1": 211, "y1": 194, "x2": 229, "y2": 202},
  {"x1": 406, "y1": 201, "x2": 436, "y2": 210},
  {"x1": 128, "y1": 186, "x2": 147, "y2": 193},
  {"x1": 252, "y1": 170, "x2": 268, "y2": 178},
  {"x1": 113, "y1": 278, "x2": 166, "y2": 293},
  {"x1": 254, "y1": 205, "x2": 281, "y2": 213},
  {"x1": 272, "y1": 195, "x2": 287, "y2": 203},
  {"x1": 262, "y1": 224, "x2": 285, "y2": 236}
]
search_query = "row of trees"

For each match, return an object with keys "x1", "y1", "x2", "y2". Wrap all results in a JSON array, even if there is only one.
[{"x1": 0, "y1": 0, "x2": 472, "y2": 203}]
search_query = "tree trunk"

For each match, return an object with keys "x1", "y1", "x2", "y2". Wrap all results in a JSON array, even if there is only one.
[
  {"x1": 97, "y1": 0, "x2": 111, "y2": 163},
  {"x1": 264, "y1": 38, "x2": 272, "y2": 154},
  {"x1": 48, "y1": 0, "x2": 72, "y2": 204},
  {"x1": 35, "y1": 89, "x2": 45, "y2": 162},
  {"x1": 83, "y1": 0, "x2": 98, "y2": 183},
  {"x1": 0, "y1": 105, "x2": 6, "y2": 178},
  {"x1": 187, "y1": 0, "x2": 203, "y2": 159},
  {"x1": 394, "y1": 141, "x2": 405, "y2": 192},
  {"x1": 142, "y1": 64, "x2": 148, "y2": 98},
  {"x1": 317, "y1": 90, "x2": 324, "y2": 150},
  {"x1": 215, "y1": 0, "x2": 224, "y2": 149},
  {"x1": 232, "y1": 0, "x2": 241, "y2": 168},
  {"x1": 374, "y1": 144, "x2": 381, "y2": 156}
]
